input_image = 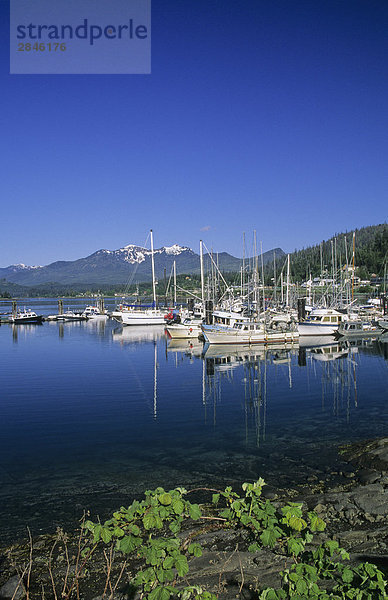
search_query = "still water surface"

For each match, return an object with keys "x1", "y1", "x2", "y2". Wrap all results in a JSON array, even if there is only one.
[{"x1": 0, "y1": 299, "x2": 387, "y2": 542}]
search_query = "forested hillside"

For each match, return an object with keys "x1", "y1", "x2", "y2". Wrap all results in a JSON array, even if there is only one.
[{"x1": 270, "y1": 223, "x2": 387, "y2": 282}]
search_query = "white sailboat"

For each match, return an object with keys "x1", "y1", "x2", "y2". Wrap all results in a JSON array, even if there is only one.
[
  {"x1": 113, "y1": 230, "x2": 166, "y2": 326},
  {"x1": 202, "y1": 318, "x2": 299, "y2": 345}
]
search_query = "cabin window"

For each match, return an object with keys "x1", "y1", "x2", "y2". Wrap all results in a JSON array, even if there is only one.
[
  {"x1": 250, "y1": 325, "x2": 255, "y2": 331},
  {"x1": 331, "y1": 316, "x2": 338, "y2": 323},
  {"x1": 322, "y1": 316, "x2": 330, "y2": 322},
  {"x1": 243, "y1": 326, "x2": 248, "y2": 331},
  {"x1": 350, "y1": 324, "x2": 355, "y2": 330}
]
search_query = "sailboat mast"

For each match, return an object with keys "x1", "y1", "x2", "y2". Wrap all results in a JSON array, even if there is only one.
[
  {"x1": 150, "y1": 229, "x2": 157, "y2": 307},
  {"x1": 344, "y1": 236, "x2": 350, "y2": 308},
  {"x1": 242, "y1": 231, "x2": 246, "y2": 303},
  {"x1": 254, "y1": 230, "x2": 258, "y2": 311},
  {"x1": 260, "y1": 241, "x2": 265, "y2": 312},
  {"x1": 200, "y1": 239, "x2": 205, "y2": 314},
  {"x1": 173, "y1": 260, "x2": 177, "y2": 306},
  {"x1": 331, "y1": 240, "x2": 335, "y2": 306},
  {"x1": 352, "y1": 232, "x2": 355, "y2": 302},
  {"x1": 281, "y1": 271, "x2": 284, "y2": 304},
  {"x1": 273, "y1": 251, "x2": 277, "y2": 303},
  {"x1": 286, "y1": 254, "x2": 290, "y2": 307}
]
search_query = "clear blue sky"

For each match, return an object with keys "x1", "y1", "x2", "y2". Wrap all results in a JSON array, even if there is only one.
[{"x1": 1, "y1": 0, "x2": 387, "y2": 266}]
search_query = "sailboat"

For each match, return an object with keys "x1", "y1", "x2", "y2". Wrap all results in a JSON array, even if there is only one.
[{"x1": 113, "y1": 230, "x2": 166, "y2": 326}]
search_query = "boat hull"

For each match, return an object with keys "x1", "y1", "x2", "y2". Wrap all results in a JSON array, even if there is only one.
[
  {"x1": 165, "y1": 324, "x2": 201, "y2": 339},
  {"x1": 57, "y1": 314, "x2": 87, "y2": 322},
  {"x1": 298, "y1": 322, "x2": 339, "y2": 336},
  {"x1": 119, "y1": 310, "x2": 166, "y2": 326},
  {"x1": 12, "y1": 315, "x2": 44, "y2": 324},
  {"x1": 202, "y1": 328, "x2": 299, "y2": 345}
]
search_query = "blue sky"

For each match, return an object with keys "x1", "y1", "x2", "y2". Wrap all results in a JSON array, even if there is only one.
[{"x1": 1, "y1": 0, "x2": 387, "y2": 266}]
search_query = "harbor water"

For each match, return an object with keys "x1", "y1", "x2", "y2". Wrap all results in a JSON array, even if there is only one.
[{"x1": 0, "y1": 298, "x2": 387, "y2": 543}]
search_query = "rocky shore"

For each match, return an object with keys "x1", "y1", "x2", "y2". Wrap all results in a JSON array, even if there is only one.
[{"x1": 1, "y1": 437, "x2": 387, "y2": 599}]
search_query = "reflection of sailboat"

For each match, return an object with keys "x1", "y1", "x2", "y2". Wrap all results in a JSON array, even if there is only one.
[
  {"x1": 203, "y1": 343, "x2": 266, "y2": 361},
  {"x1": 203, "y1": 344, "x2": 266, "y2": 377},
  {"x1": 309, "y1": 343, "x2": 349, "y2": 362},
  {"x1": 202, "y1": 343, "x2": 297, "y2": 448},
  {"x1": 299, "y1": 335, "x2": 337, "y2": 348},
  {"x1": 306, "y1": 340, "x2": 359, "y2": 417},
  {"x1": 166, "y1": 338, "x2": 204, "y2": 358},
  {"x1": 112, "y1": 325, "x2": 164, "y2": 345},
  {"x1": 203, "y1": 342, "x2": 297, "y2": 361},
  {"x1": 203, "y1": 345, "x2": 269, "y2": 446},
  {"x1": 153, "y1": 341, "x2": 158, "y2": 419},
  {"x1": 84, "y1": 317, "x2": 108, "y2": 334}
]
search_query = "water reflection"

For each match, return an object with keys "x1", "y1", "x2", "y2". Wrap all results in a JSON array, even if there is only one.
[
  {"x1": 11, "y1": 322, "x2": 44, "y2": 343},
  {"x1": 1, "y1": 316, "x2": 387, "y2": 543},
  {"x1": 161, "y1": 334, "x2": 387, "y2": 448},
  {"x1": 112, "y1": 325, "x2": 164, "y2": 345}
]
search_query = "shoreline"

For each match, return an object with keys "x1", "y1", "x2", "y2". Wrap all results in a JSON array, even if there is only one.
[{"x1": 1, "y1": 437, "x2": 387, "y2": 599}]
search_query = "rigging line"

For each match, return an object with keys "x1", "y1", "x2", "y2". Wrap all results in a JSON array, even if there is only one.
[
  {"x1": 122, "y1": 231, "x2": 151, "y2": 297},
  {"x1": 123, "y1": 352, "x2": 156, "y2": 418},
  {"x1": 164, "y1": 263, "x2": 175, "y2": 300},
  {"x1": 202, "y1": 241, "x2": 229, "y2": 290},
  {"x1": 175, "y1": 285, "x2": 202, "y2": 302}
]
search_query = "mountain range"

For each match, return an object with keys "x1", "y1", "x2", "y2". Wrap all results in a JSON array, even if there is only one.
[{"x1": 0, "y1": 244, "x2": 285, "y2": 286}]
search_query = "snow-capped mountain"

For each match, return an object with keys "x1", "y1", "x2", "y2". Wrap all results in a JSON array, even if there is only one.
[
  {"x1": 98, "y1": 243, "x2": 191, "y2": 264},
  {"x1": 6, "y1": 263, "x2": 43, "y2": 272},
  {"x1": 0, "y1": 243, "x2": 284, "y2": 286}
]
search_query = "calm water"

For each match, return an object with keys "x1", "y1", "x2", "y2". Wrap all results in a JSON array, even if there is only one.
[{"x1": 0, "y1": 299, "x2": 387, "y2": 543}]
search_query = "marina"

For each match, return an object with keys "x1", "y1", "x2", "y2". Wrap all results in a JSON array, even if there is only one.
[
  {"x1": 2, "y1": 1, "x2": 387, "y2": 594},
  {"x1": 0, "y1": 297, "x2": 387, "y2": 544}
]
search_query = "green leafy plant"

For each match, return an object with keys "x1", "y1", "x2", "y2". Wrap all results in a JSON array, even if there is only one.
[
  {"x1": 82, "y1": 480, "x2": 387, "y2": 600},
  {"x1": 84, "y1": 486, "x2": 204, "y2": 600}
]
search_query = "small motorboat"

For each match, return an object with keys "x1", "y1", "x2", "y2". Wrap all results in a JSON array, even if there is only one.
[
  {"x1": 335, "y1": 320, "x2": 382, "y2": 339},
  {"x1": 57, "y1": 310, "x2": 88, "y2": 322},
  {"x1": 81, "y1": 305, "x2": 108, "y2": 319},
  {"x1": 165, "y1": 317, "x2": 203, "y2": 339},
  {"x1": 10, "y1": 309, "x2": 44, "y2": 324}
]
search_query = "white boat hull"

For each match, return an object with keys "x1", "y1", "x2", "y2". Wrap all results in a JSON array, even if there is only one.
[
  {"x1": 202, "y1": 328, "x2": 299, "y2": 345},
  {"x1": 165, "y1": 324, "x2": 201, "y2": 339},
  {"x1": 298, "y1": 322, "x2": 339, "y2": 336},
  {"x1": 119, "y1": 310, "x2": 166, "y2": 326}
]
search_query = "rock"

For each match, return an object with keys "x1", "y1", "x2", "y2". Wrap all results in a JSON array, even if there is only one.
[
  {"x1": 352, "y1": 484, "x2": 387, "y2": 515},
  {"x1": 0, "y1": 575, "x2": 25, "y2": 599},
  {"x1": 338, "y1": 530, "x2": 366, "y2": 544},
  {"x1": 357, "y1": 468, "x2": 380, "y2": 485},
  {"x1": 187, "y1": 548, "x2": 292, "y2": 594},
  {"x1": 344, "y1": 507, "x2": 357, "y2": 520},
  {"x1": 340, "y1": 438, "x2": 388, "y2": 471},
  {"x1": 261, "y1": 486, "x2": 278, "y2": 500},
  {"x1": 307, "y1": 475, "x2": 318, "y2": 482},
  {"x1": 313, "y1": 503, "x2": 327, "y2": 514}
]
